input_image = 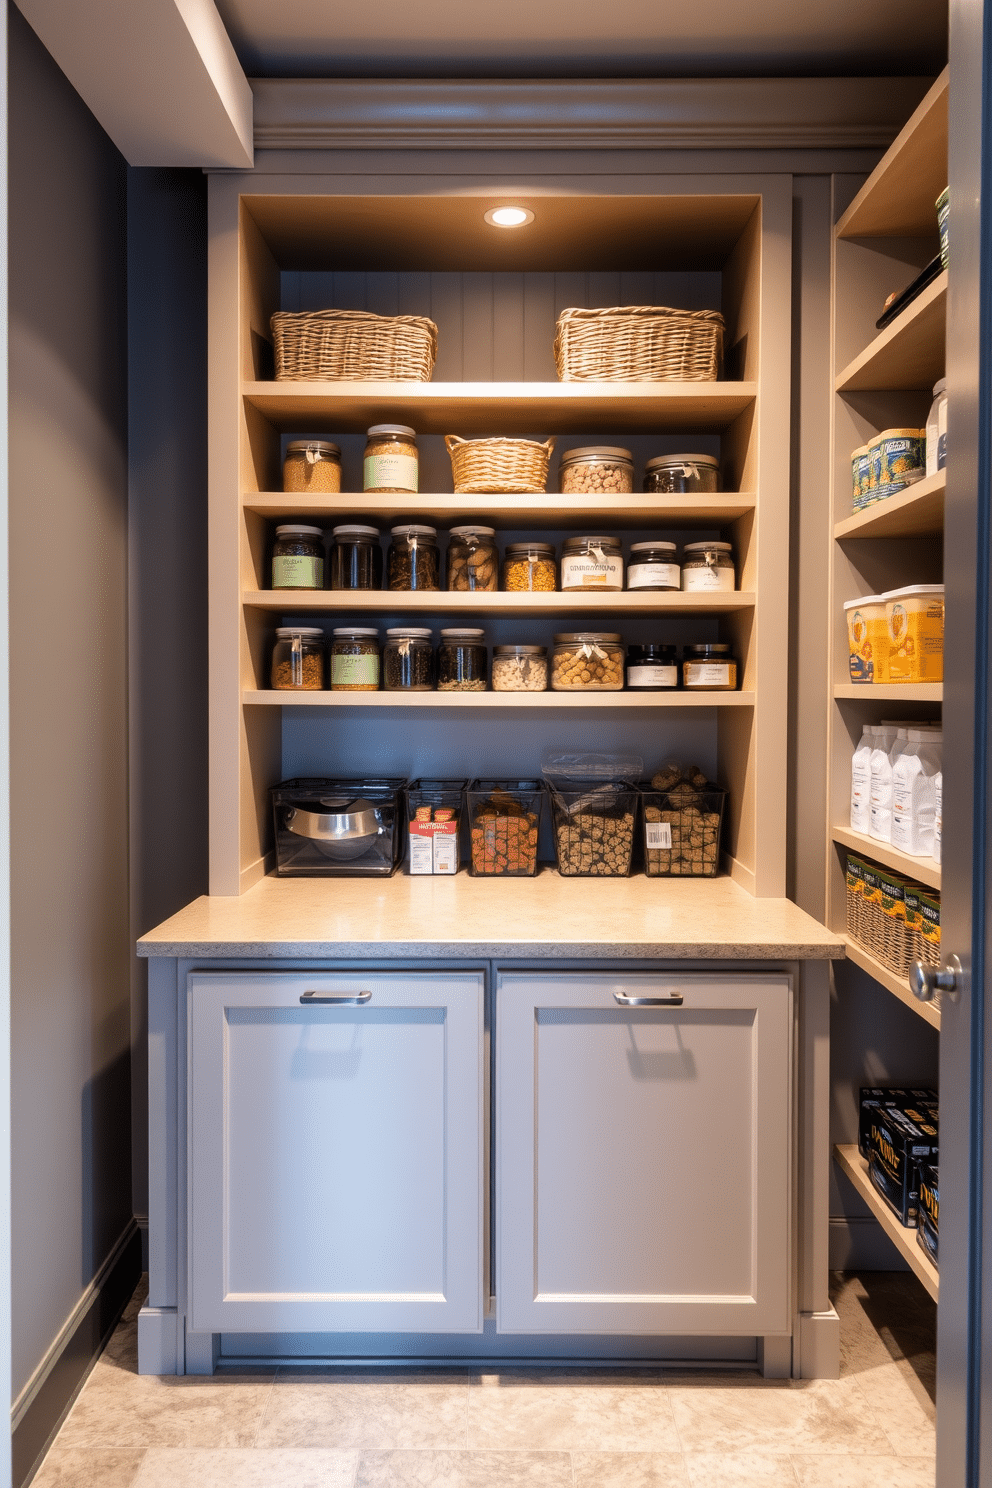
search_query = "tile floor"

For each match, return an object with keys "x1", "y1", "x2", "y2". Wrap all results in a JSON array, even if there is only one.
[{"x1": 31, "y1": 1272, "x2": 937, "y2": 1488}]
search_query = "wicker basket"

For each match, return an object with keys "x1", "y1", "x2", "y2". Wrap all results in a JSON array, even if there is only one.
[
  {"x1": 270, "y1": 309, "x2": 438, "y2": 382},
  {"x1": 445, "y1": 435, "x2": 554, "y2": 494},
  {"x1": 554, "y1": 305, "x2": 724, "y2": 383}
]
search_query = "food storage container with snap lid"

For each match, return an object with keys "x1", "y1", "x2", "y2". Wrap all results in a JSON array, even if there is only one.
[
  {"x1": 330, "y1": 628, "x2": 380, "y2": 691},
  {"x1": 682, "y1": 642, "x2": 738, "y2": 691},
  {"x1": 560, "y1": 535, "x2": 624, "y2": 592},
  {"x1": 466, "y1": 780, "x2": 545, "y2": 877},
  {"x1": 558, "y1": 446, "x2": 634, "y2": 494},
  {"x1": 447, "y1": 526, "x2": 498, "y2": 591},
  {"x1": 383, "y1": 627, "x2": 435, "y2": 690},
  {"x1": 438, "y1": 629, "x2": 487, "y2": 691},
  {"x1": 491, "y1": 645, "x2": 548, "y2": 693},
  {"x1": 503, "y1": 541, "x2": 556, "y2": 592},
  {"x1": 271, "y1": 525, "x2": 325, "y2": 590},
  {"x1": 364, "y1": 424, "x2": 419, "y2": 493},
  {"x1": 551, "y1": 632, "x2": 625, "y2": 691},
  {"x1": 681, "y1": 541, "x2": 735, "y2": 592},
  {"x1": 643, "y1": 453, "x2": 719, "y2": 494},
  {"x1": 844, "y1": 594, "x2": 887, "y2": 683},
  {"x1": 883, "y1": 584, "x2": 945, "y2": 684},
  {"x1": 627, "y1": 541, "x2": 680, "y2": 591},
  {"x1": 543, "y1": 753, "x2": 638, "y2": 878},
  {"x1": 388, "y1": 524, "x2": 440, "y2": 590},
  {"x1": 271, "y1": 627, "x2": 326, "y2": 690},
  {"x1": 283, "y1": 440, "x2": 342, "y2": 494},
  {"x1": 329, "y1": 524, "x2": 383, "y2": 590}
]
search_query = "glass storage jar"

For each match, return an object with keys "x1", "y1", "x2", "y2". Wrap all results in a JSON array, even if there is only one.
[
  {"x1": 558, "y1": 446, "x2": 634, "y2": 494},
  {"x1": 491, "y1": 644, "x2": 548, "y2": 692},
  {"x1": 627, "y1": 541, "x2": 680, "y2": 591},
  {"x1": 271, "y1": 525, "x2": 325, "y2": 590},
  {"x1": 271, "y1": 626, "x2": 325, "y2": 690},
  {"x1": 643, "y1": 453, "x2": 719, "y2": 494},
  {"x1": 364, "y1": 424, "x2": 419, "y2": 493},
  {"x1": 330, "y1": 627, "x2": 380, "y2": 691},
  {"x1": 560, "y1": 535, "x2": 624, "y2": 592},
  {"x1": 447, "y1": 526, "x2": 498, "y2": 592},
  {"x1": 681, "y1": 541, "x2": 736, "y2": 592},
  {"x1": 383, "y1": 627, "x2": 435, "y2": 691},
  {"x1": 438, "y1": 629, "x2": 487, "y2": 692},
  {"x1": 388, "y1": 524, "x2": 440, "y2": 590},
  {"x1": 626, "y1": 643, "x2": 680, "y2": 690},
  {"x1": 683, "y1": 642, "x2": 738, "y2": 691},
  {"x1": 283, "y1": 440, "x2": 342, "y2": 494},
  {"x1": 329, "y1": 525, "x2": 383, "y2": 591},
  {"x1": 551, "y1": 632, "x2": 625, "y2": 691},
  {"x1": 503, "y1": 542, "x2": 556, "y2": 592}
]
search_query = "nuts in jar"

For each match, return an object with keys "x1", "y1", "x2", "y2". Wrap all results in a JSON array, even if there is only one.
[
  {"x1": 271, "y1": 524, "x2": 325, "y2": 590},
  {"x1": 271, "y1": 627, "x2": 325, "y2": 690},
  {"x1": 330, "y1": 627, "x2": 380, "y2": 690},
  {"x1": 682, "y1": 643, "x2": 738, "y2": 690},
  {"x1": 627, "y1": 541, "x2": 680, "y2": 591},
  {"x1": 388, "y1": 524, "x2": 440, "y2": 591},
  {"x1": 492, "y1": 645, "x2": 548, "y2": 692},
  {"x1": 283, "y1": 440, "x2": 342, "y2": 494},
  {"x1": 681, "y1": 541, "x2": 735, "y2": 592},
  {"x1": 551, "y1": 632, "x2": 625, "y2": 691},
  {"x1": 503, "y1": 542, "x2": 556, "y2": 592},
  {"x1": 558, "y1": 446, "x2": 634, "y2": 494},
  {"x1": 364, "y1": 424, "x2": 419, "y2": 493},
  {"x1": 560, "y1": 535, "x2": 624, "y2": 592},
  {"x1": 643, "y1": 453, "x2": 719, "y2": 494},
  {"x1": 438, "y1": 629, "x2": 487, "y2": 691},
  {"x1": 447, "y1": 526, "x2": 498, "y2": 592}
]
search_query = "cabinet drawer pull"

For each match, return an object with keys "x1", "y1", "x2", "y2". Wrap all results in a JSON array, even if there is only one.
[
  {"x1": 300, "y1": 990, "x2": 373, "y2": 1005},
  {"x1": 613, "y1": 991, "x2": 684, "y2": 1007}
]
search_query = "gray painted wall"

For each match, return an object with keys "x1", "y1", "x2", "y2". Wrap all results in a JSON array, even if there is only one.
[{"x1": 8, "y1": 4, "x2": 131, "y2": 1400}]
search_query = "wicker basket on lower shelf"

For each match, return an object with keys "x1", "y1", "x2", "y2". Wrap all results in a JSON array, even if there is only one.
[
  {"x1": 845, "y1": 851, "x2": 941, "y2": 977},
  {"x1": 445, "y1": 435, "x2": 554, "y2": 494},
  {"x1": 554, "y1": 305, "x2": 724, "y2": 383},
  {"x1": 270, "y1": 309, "x2": 438, "y2": 382}
]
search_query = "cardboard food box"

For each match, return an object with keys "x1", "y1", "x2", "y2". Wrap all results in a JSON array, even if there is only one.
[
  {"x1": 867, "y1": 1106, "x2": 939, "y2": 1226},
  {"x1": 858, "y1": 1087, "x2": 938, "y2": 1158},
  {"x1": 917, "y1": 1163, "x2": 939, "y2": 1267}
]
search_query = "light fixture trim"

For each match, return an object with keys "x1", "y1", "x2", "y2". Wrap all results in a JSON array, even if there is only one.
[{"x1": 484, "y1": 206, "x2": 535, "y2": 228}]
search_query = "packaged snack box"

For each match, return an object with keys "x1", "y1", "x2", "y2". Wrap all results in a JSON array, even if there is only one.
[
  {"x1": 867, "y1": 1105, "x2": 939, "y2": 1225},
  {"x1": 884, "y1": 584, "x2": 944, "y2": 683}
]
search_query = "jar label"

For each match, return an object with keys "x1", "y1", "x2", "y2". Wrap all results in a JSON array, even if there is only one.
[
  {"x1": 685, "y1": 662, "x2": 735, "y2": 687},
  {"x1": 627, "y1": 563, "x2": 680, "y2": 590},
  {"x1": 560, "y1": 554, "x2": 623, "y2": 589},
  {"x1": 272, "y1": 555, "x2": 323, "y2": 589},
  {"x1": 645, "y1": 821, "x2": 673, "y2": 849},
  {"x1": 331, "y1": 652, "x2": 380, "y2": 688},
  {"x1": 364, "y1": 452, "x2": 418, "y2": 492},
  {"x1": 682, "y1": 565, "x2": 735, "y2": 592},
  {"x1": 628, "y1": 664, "x2": 678, "y2": 687}
]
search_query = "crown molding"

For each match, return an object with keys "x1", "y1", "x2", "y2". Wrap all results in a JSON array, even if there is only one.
[{"x1": 251, "y1": 76, "x2": 933, "y2": 153}]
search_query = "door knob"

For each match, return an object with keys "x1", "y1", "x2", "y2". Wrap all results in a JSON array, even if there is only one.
[{"x1": 910, "y1": 953, "x2": 963, "y2": 1004}]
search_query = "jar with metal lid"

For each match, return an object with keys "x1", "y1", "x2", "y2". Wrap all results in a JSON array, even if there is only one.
[
  {"x1": 503, "y1": 542, "x2": 556, "y2": 592},
  {"x1": 551, "y1": 632, "x2": 625, "y2": 691},
  {"x1": 681, "y1": 541, "x2": 736, "y2": 592},
  {"x1": 558, "y1": 446, "x2": 634, "y2": 494},
  {"x1": 383, "y1": 627, "x2": 435, "y2": 691},
  {"x1": 364, "y1": 424, "x2": 419, "y2": 493},
  {"x1": 683, "y1": 643, "x2": 738, "y2": 691},
  {"x1": 627, "y1": 541, "x2": 680, "y2": 592},
  {"x1": 271, "y1": 626, "x2": 325, "y2": 690},
  {"x1": 438, "y1": 629, "x2": 487, "y2": 692},
  {"x1": 447, "y1": 526, "x2": 498, "y2": 592},
  {"x1": 643, "y1": 453, "x2": 719, "y2": 494},
  {"x1": 626, "y1": 644, "x2": 680, "y2": 690},
  {"x1": 271, "y1": 525, "x2": 325, "y2": 590},
  {"x1": 283, "y1": 440, "x2": 342, "y2": 494},
  {"x1": 329, "y1": 525, "x2": 383, "y2": 591},
  {"x1": 491, "y1": 645, "x2": 548, "y2": 692},
  {"x1": 388, "y1": 524, "x2": 440, "y2": 590},
  {"x1": 926, "y1": 378, "x2": 947, "y2": 477},
  {"x1": 560, "y1": 535, "x2": 624, "y2": 592},
  {"x1": 330, "y1": 627, "x2": 380, "y2": 691}
]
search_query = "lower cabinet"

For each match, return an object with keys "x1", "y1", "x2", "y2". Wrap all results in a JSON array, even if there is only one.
[
  {"x1": 496, "y1": 971, "x2": 793, "y2": 1335},
  {"x1": 187, "y1": 970, "x2": 485, "y2": 1334}
]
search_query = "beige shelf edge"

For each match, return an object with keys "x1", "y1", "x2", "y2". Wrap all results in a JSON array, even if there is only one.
[
  {"x1": 834, "y1": 471, "x2": 945, "y2": 539},
  {"x1": 830, "y1": 824, "x2": 942, "y2": 890},
  {"x1": 835, "y1": 272, "x2": 946, "y2": 393},
  {"x1": 842, "y1": 936, "x2": 941, "y2": 1030},
  {"x1": 835, "y1": 68, "x2": 949, "y2": 239},
  {"x1": 244, "y1": 491, "x2": 757, "y2": 526},
  {"x1": 834, "y1": 1145, "x2": 939, "y2": 1302},
  {"x1": 833, "y1": 683, "x2": 943, "y2": 703},
  {"x1": 244, "y1": 589, "x2": 756, "y2": 614},
  {"x1": 243, "y1": 689, "x2": 757, "y2": 708}
]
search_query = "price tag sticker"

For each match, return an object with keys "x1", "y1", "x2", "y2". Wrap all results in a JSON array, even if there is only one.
[{"x1": 645, "y1": 822, "x2": 673, "y2": 849}]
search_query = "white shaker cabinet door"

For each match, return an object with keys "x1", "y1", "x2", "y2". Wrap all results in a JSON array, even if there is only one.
[
  {"x1": 187, "y1": 970, "x2": 485, "y2": 1335},
  {"x1": 496, "y1": 972, "x2": 792, "y2": 1336}
]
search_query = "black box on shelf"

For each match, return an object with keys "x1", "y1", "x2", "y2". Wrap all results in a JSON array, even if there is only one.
[
  {"x1": 917, "y1": 1163, "x2": 939, "y2": 1268},
  {"x1": 858, "y1": 1087, "x2": 938, "y2": 1158},
  {"x1": 866, "y1": 1106, "x2": 939, "y2": 1226}
]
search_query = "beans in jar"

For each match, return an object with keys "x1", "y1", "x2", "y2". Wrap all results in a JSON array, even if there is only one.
[
  {"x1": 492, "y1": 645, "x2": 548, "y2": 692},
  {"x1": 558, "y1": 446, "x2": 634, "y2": 494},
  {"x1": 388, "y1": 524, "x2": 440, "y2": 591},
  {"x1": 503, "y1": 542, "x2": 556, "y2": 592},
  {"x1": 551, "y1": 632, "x2": 625, "y2": 691},
  {"x1": 447, "y1": 526, "x2": 498, "y2": 592}
]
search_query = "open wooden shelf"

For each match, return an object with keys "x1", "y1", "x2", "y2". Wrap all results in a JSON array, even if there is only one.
[
  {"x1": 834, "y1": 471, "x2": 945, "y2": 539},
  {"x1": 244, "y1": 589, "x2": 756, "y2": 615},
  {"x1": 243, "y1": 381, "x2": 758, "y2": 435},
  {"x1": 244, "y1": 491, "x2": 757, "y2": 529},
  {"x1": 831, "y1": 823, "x2": 941, "y2": 890},
  {"x1": 842, "y1": 936, "x2": 941, "y2": 1030},
  {"x1": 244, "y1": 689, "x2": 756, "y2": 709},
  {"x1": 835, "y1": 69, "x2": 949, "y2": 240},
  {"x1": 835, "y1": 271, "x2": 946, "y2": 393},
  {"x1": 833, "y1": 683, "x2": 943, "y2": 703},
  {"x1": 834, "y1": 1145, "x2": 939, "y2": 1301}
]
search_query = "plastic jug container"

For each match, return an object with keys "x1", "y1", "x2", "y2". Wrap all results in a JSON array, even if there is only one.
[
  {"x1": 851, "y1": 725, "x2": 875, "y2": 833},
  {"x1": 869, "y1": 726, "x2": 906, "y2": 842},
  {"x1": 892, "y1": 730, "x2": 943, "y2": 857},
  {"x1": 934, "y1": 771, "x2": 942, "y2": 865}
]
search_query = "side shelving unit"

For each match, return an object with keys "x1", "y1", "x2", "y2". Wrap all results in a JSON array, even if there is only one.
[{"x1": 828, "y1": 67, "x2": 948, "y2": 1301}]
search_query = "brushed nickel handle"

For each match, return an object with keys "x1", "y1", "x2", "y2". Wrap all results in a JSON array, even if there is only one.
[
  {"x1": 910, "y1": 955, "x2": 962, "y2": 1004},
  {"x1": 300, "y1": 990, "x2": 372, "y2": 1005},
  {"x1": 613, "y1": 991, "x2": 684, "y2": 1007}
]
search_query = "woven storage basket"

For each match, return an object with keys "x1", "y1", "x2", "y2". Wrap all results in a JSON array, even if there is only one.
[
  {"x1": 271, "y1": 309, "x2": 438, "y2": 382},
  {"x1": 554, "y1": 305, "x2": 724, "y2": 383},
  {"x1": 445, "y1": 435, "x2": 554, "y2": 494}
]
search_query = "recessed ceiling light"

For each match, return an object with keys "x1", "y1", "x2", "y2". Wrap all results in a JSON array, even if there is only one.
[{"x1": 485, "y1": 206, "x2": 535, "y2": 228}]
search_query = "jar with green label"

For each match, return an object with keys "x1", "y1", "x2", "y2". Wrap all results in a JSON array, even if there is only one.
[
  {"x1": 330, "y1": 628, "x2": 380, "y2": 691},
  {"x1": 271, "y1": 524, "x2": 325, "y2": 590},
  {"x1": 364, "y1": 424, "x2": 419, "y2": 493}
]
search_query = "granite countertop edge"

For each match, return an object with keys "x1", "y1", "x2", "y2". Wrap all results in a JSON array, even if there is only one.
[{"x1": 138, "y1": 938, "x2": 846, "y2": 960}]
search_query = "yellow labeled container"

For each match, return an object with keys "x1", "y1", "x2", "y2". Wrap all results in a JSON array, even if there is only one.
[
  {"x1": 883, "y1": 584, "x2": 944, "y2": 683},
  {"x1": 844, "y1": 594, "x2": 887, "y2": 684}
]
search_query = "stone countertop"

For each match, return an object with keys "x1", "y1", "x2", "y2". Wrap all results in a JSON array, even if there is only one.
[{"x1": 138, "y1": 870, "x2": 844, "y2": 960}]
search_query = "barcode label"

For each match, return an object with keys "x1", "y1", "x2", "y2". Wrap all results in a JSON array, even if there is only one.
[{"x1": 646, "y1": 822, "x2": 672, "y2": 849}]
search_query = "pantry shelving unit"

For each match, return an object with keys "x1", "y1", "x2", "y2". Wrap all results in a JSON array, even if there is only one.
[
  {"x1": 828, "y1": 68, "x2": 948, "y2": 1298},
  {"x1": 209, "y1": 174, "x2": 793, "y2": 898}
]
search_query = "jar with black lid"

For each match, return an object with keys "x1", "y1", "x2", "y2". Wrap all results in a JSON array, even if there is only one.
[
  {"x1": 438, "y1": 629, "x2": 487, "y2": 692},
  {"x1": 683, "y1": 643, "x2": 738, "y2": 691},
  {"x1": 383, "y1": 627, "x2": 435, "y2": 691},
  {"x1": 643, "y1": 453, "x2": 719, "y2": 494},
  {"x1": 627, "y1": 542, "x2": 680, "y2": 592},
  {"x1": 388, "y1": 524, "x2": 440, "y2": 591},
  {"x1": 626, "y1": 644, "x2": 680, "y2": 690},
  {"x1": 329, "y1": 525, "x2": 383, "y2": 591},
  {"x1": 271, "y1": 524, "x2": 325, "y2": 590}
]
